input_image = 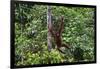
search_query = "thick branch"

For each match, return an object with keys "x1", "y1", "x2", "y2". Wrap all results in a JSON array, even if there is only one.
[{"x1": 59, "y1": 16, "x2": 64, "y2": 34}]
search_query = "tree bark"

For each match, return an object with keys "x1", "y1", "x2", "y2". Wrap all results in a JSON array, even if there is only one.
[{"x1": 47, "y1": 6, "x2": 52, "y2": 51}]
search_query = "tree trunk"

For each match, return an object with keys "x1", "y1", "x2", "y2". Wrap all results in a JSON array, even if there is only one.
[{"x1": 47, "y1": 6, "x2": 52, "y2": 51}]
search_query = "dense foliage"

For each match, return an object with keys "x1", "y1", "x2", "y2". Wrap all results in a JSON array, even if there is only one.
[{"x1": 14, "y1": 3, "x2": 95, "y2": 66}]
